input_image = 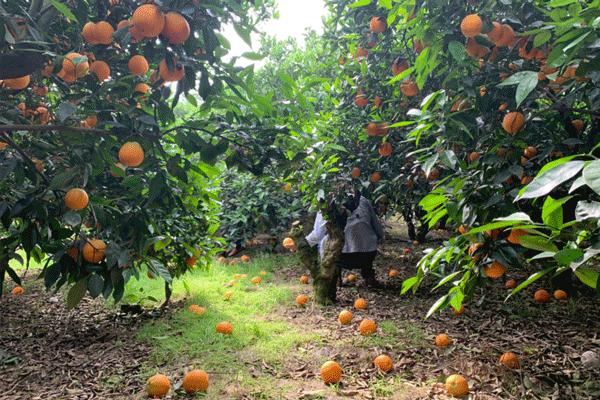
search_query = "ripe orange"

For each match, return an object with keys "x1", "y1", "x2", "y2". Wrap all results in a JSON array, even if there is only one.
[
  {"x1": 162, "y1": 12, "x2": 191, "y2": 44},
  {"x1": 351, "y1": 167, "x2": 361, "y2": 178},
  {"x1": 251, "y1": 276, "x2": 261, "y2": 284},
  {"x1": 346, "y1": 273, "x2": 357, "y2": 283},
  {"x1": 0, "y1": 141, "x2": 8, "y2": 150},
  {"x1": 185, "y1": 256, "x2": 197, "y2": 266},
  {"x1": 283, "y1": 237, "x2": 296, "y2": 250},
  {"x1": 83, "y1": 239, "x2": 106, "y2": 263},
  {"x1": 497, "y1": 24, "x2": 516, "y2": 47},
  {"x1": 571, "y1": 119, "x2": 584, "y2": 133},
  {"x1": 502, "y1": 111, "x2": 525, "y2": 134},
  {"x1": 373, "y1": 355, "x2": 393, "y2": 372},
  {"x1": 487, "y1": 21, "x2": 504, "y2": 43},
  {"x1": 391, "y1": 59, "x2": 409, "y2": 76},
  {"x1": 445, "y1": 374, "x2": 469, "y2": 398},
  {"x1": 182, "y1": 369, "x2": 209, "y2": 394},
  {"x1": 64, "y1": 188, "x2": 89, "y2": 211},
  {"x1": 128, "y1": 55, "x2": 149, "y2": 76},
  {"x1": 370, "y1": 172, "x2": 381, "y2": 183},
  {"x1": 132, "y1": 4, "x2": 165, "y2": 38},
  {"x1": 507, "y1": 228, "x2": 526, "y2": 244},
  {"x1": 378, "y1": 142, "x2": 393, "y2": 157},
  {"x1": 89, "y1": 60, "x2": 110, "y2": 82},
  {"x1": 299, "y1": 275, "x2": 310, "y2": 284},
  {"x1": 282, "y1": 183, "x2": 292, "y2": 192},
  {"x1": 400, "y1": 79, "x2": 418, "y2": 97},
  {"x1": 427, "y1": 167, "x2": 440, "y2": 181},
  {"x1": 359, "y1": 319, "x2": 377, "y2": 336},
  {"x1": 523, "y1": 146, "x2": 537, "y2": 159},
  {"x1": 466, "y1": 38, "x2": 489, "y2": 58},
  {"x1": 116, "y1": 19, "x2": 129, "y2": 30},
  {"x1": 370, "y1": 16, "x2": 386, "y2": 33},
  {"x1": 296, "y1": 294, "x2": 309, "y2": 306},
  {"x1": 320, "y1": 361, "x2": 342, "y2": 384},
  {"x1": 554, "y1": 289, "x2": 568, "y2": 300},
  {"x1": 534, "y1": 289, "x2": 551, "y2": 304},
  {"x1": 354, "y1": 93, "x2": 369, "y2": 107},
  {"x1": 452, "y1": 305, "x2": 465, "y2": 316},
  {"x1": 12, "y1": 286, "x2": 24, "y2": 296},
  {"x1": 484, "y1": 261, "x2": 507, "y2": 279},
  {"x1": 499, "y1": 352, "x2": 520, "y2": 369},
  {"x1": 366, "y1": 122, "x2": 379, "y2": 136},
  {"x1": 354, "y1": 298, "x2": 368, "y2": 310},
  {"x1": 147, "y1": 373, "x2": 170, "y2": 398},
  {"x1": 240, "y1": 255, "x2": 250, "y2": 263},
  {"x1": 2, "y1": 75, "x2": 30, "y2": 90},
  {"x1": 388, "y1": 269, "x2": 399, "y2": 278},
  {"x1": 32, "y1": 85, "x2": 48, "y2": 96},
  {"x1": 188, "y1": 304, "x2": 206, "y2": 315},
  {"x1": 95, "y1": 21, "x2": 114, "y2": 45},
  {"x1": 521, "y1": 175, "x2": 533, "y2": 185},
  {"x1": 216, "y1": 321, "x2": 234, "y2": 335},
  {"x1": 81, "y1": 21, "x2": 97, "y2": 43},
  {"x1": 134, "y1": 82, "x2": 151, "y2": 94},
  {"x1": 64, "y1": 52, "x2": 89, "y2": 79},
  {"x1": 223, "y1": 290, "x2": 234, "y2": 301},
  {"x1": 460, "y1": 14, "x2": 483, "y2": 37},
  {"x1": 355, "y1": 47, "x2": 368, "y2": 59},
  {"x1": 85, "y1": 115, "x2": 98, "y2": 128},
  {"x1": 435, "y1": 333, "x2": 453, "y2": 347},
  {"x1": 373, "y1": 96, "x2": 382, "y2": 108},
  {"x1": 159, "y1": 58, "x2": 185, "y2": 82},
  {"x1": 338, "y1": 310, "x2": 353, "y2": 325},
  {"x1": 505, "y1": 279, "x2": 517, "y2": 289},
  {"x1": 118, "y1": 141, "x2": 145, "y2": 167}
]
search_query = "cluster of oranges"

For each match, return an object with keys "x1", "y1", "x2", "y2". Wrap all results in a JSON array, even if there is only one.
[{"x1": 146, "y1": 369, "x2": 208, "y2": 398}]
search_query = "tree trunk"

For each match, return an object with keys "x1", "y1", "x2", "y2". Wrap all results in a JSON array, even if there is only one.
[
  {"x1": 161, "y1": 282, "x2": 172, "y2": 308},
  {"x1": 402, "y1": 207, "x2": 416, "y2": 241},
  {"x1": 0, "y1": 258, "x2": 6, "y2": 298}
]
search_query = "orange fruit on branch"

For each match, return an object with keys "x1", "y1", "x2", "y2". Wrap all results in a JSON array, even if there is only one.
[
  {"x1": 182, "y1": 369, "x2": 209, "y2": 394},
  {"x1": 435, "y1": 333, "x2": 453, "y2": 347},
  {"x1": 369, "y1": 16, "x2": 386, "y2": 33},
  {"x1": 507, "y1": 229, "x2": 526, "y2": 244},
  {"x1": 497, "y1": 24, "x2": 516, "y2": 47},
  {"x1": 571, "y1": 119, "x2": 584, "y2": 133},
  {"x1": 523, "y1": 146, "x2": 537, "y2": 159},
  {"x1": 373, "y1": 355, "x2": 393, "y2": 372},
  {"x1": 64, "y1": 188, "x2": 89, "y2": 211},
  {"x1": 460, "y1": 14, "x2": 483, "y2": 37},
  {"x1": 445, "y1": 374, "x2": 469, "y2": 398},
  {"x1": 134, "y1": 82, "x2": 151, "y2": 94},
  {"x1": 484, "y1": 261, "x2": 507, "y2": 279},
  {"x1": 354, "y1": 298, "x2": 368, "y2": 310},
  {"x1": 132, "y1": 4, "x2": 165, "y2": 38},
  {"x1": 159, "y1": 58, "x2": 185, "y2": 82},
  {"x1": 162, "y1": 11, "x2": 190, "y2": 44},
  {"x1": 89, "y1": 60, "x2": 110, "y2": 82},
  {"x1": 146, "y1": 373, "x2": 170, "y2": 398},
  {"x1": 296, "y1": 294, "x2": 309, "y2": 306},
  {"x1": 320, "y1": 361, "x2": 342, "y2": 384},
  {"x1": 118, "y1": 141, "x2": 145, "y2": 167},
  {"x1": 499, "y1": 352, "x2": 520, "y2": 369},
  {"x1": 487, "y1": 21, "x2": 504, "y2": 43},
  {"x1": 83, "y1": 239, "x2": 106, "y2": 264},
  {"x1": 358, "y1": 319, "x2": 377, "y2": 336},
  {"x1": 468, "y1": 152, "x2": 480, "y2": 162},
  {"x1": 378, "y1": 142, "x2": 393, "y2": 157},
  {"x1": 391, "y1": 59, "x2": 408, "y2": 76},
  {"x1": 400, "y1": 79, "x2": 419, "y2": 97},
  {"x1": 354, "y1": 93, "x2": 369, "y2": 107},
  {"x1": 351, "y1": 167, "x2": 361, "y2": 178},
  {"x1": 84, "y1": 115, "x2": 98, "y2": 128},
  {"x1": 216, "y1": 321, "x2": 234, "y2": 335},
  {"x1": 2, "y1": 75, "x2": 30, "y2": 90},
  {"x1": 502, "y1": 111, "x2": 525, "y2": 134},
  {"x1": 128, "y1": 55, "x2": 149, "y2": 76},
  {"x1": 338, "y1": 310, "x2": 353, "y2": 325},
  {"x1": 95, "y1": 21, "x2": 114, "y2": 45},
  {"x1": 370, "y1": 172, "x2": 381, "y2": 183},
  {"x1": 534, "y1": 289, "x2": 551, "y2": 304}
]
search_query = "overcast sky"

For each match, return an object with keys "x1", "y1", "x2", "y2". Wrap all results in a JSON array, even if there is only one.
[{"x1": 223, "y1": 0, "x2": 327, "y2": 63}]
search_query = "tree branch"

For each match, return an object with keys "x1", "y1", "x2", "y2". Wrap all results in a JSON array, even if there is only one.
[
  {"x1": 0, "y1": 124, "x2": 112, "y2": 136},
  {"x1": 0, "y1": 131, "x2": 50, "y2": 184}
]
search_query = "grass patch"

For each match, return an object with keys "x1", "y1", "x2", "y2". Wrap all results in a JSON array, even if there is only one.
[{"x1": 130, "y1": 253, "x2": 320, "y2": 397}]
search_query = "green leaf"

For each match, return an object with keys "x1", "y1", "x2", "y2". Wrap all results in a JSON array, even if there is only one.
[
  {"x1": 574, "y1": 267, "x2": 599, "y2": 289},
  {"x1": 519, "y1": 235, "x2": 559, "y2": 253},
  {"x1": 87, "y1": 274, "x2": 104, "y2": 298},
  {"x1": 533, "y1": 30, "x2": 552, "y2": 47},
  {"x1": 582, "y1": 160, "x2": 600, "y2": 195},
  {"x1": 47, "y1": 0, "x2": 78, "y2": 22},
  {"x1": 517, "y1": 161, "x2": 585, "y2": 200},
  {"x1": 242, "y1": 52, "x2": 264, "y2": 61},
  {"x1": 541, "y1": 196, "x2": 571, "y2": 228},
  {"x1": 515, "y1": 72, "x2": 539, "y2": 107},
  {"x1": 426, "y1": 294, "x2": 448, "y2": 318},
  {"x1": 348, "y1": 0, "x2": 372, "y2": 8},
  {"x1": 554, "y1": 248, "x2": 583, "y2": 266},
  {"x1": 497, "y1": 71, "x2": 539, "y2": 87},
  {"x1": 401, "y1": 276, "x2": 419, "y2": 294},
  {"x1": 67, "y1": 278, "x2": 88, "y2": 309},
  {"x1": 434, "y1": 271, "x2": 462, "y2": 289},
  {"x1": 448, "y1": 41, "x2": 466, "y2": 61}
]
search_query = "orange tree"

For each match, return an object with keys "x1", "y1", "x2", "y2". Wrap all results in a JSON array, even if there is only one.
[
  {"x1": 0, "y1": 0, "x2": 279, "y2": 305},
  {"x1": 301, "y1": 0, "x2": 600, "y2": 310}
]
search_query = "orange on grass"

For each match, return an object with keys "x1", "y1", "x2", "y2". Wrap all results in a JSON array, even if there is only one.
[
  {"x1": 499, "y1": 352, "x2": 520, "y2": 369},
  {"x1": 505, "y1": 279, "x2": 518, "y2": 289},
  {"x1": 64, "y1": 188, "x2": 89, "y2": 211},
  {"x1": 502, "y1": 111, "x2": 525, "y2": 134},
  {"x1": 378, "y1": 142, "x2": 393, "y2": 157},
  {"x1": 240, "y1": 255, "x2": 250, "y2": 263},
  {"x1": 282, "y1": 237, "x2": 296, "y2": 250},
  {"x1": 400, "y1": 79, "x2": 418, "y2": 97},
  {"x1": 351, "y1": 167, "x2": 361, "y2": 178},
  {"x1": 251, "y1": 276, "x2": 262, "y2": 285},
  {"x1": 507, "y1": 229, "x2": 527, "y2": 244},
  {"x1": 358, "y1": 319, "x2": 377, "y2": 336},
  {"x1": 134, "y1": 82, "x2": 151, "y2": 94},
  {"x1": 338, "y1": 310, "x2": 353, "y2": 325},
  {"x1": 484, "y1": 261, "x2": 507, "y2": 279},
  {"x1": 131, "y1": 4, "x2": 165, "y2": 38},
  {"x1": 320, "y1": 361, "x2": 342, "y2": 384},
  {"x1": 435, "y1": 333, "x2": 453, "y2": 347},
  {"x1": 445, "y1": 374, "x2": 469, "y2": 398},
  {"x1": 373, "y1": 354, "x2": 393, "y2": 372},
  {"x1": 188, "y1": 304, "x2": 206, "y2": 315},
  {"x1": 223, "y1": 290, "x2": 234, "y2": 301},
  {"x1": 147, "y1": 373, "x2": 170, "y2": 398},
  {"x1": 460, "y1": 14, "x2": 482, "y2": 37},
  {"x1": 369, "y1": 16, "x2": 386, "y2": 33},
  {"x1": 370, "y1": 172, "x2": 381, "y2": 183},
  {"x1": 299, "y1": 275, "x2": 310, "y2": 284},
  {"x1": 2, "y1": 75, "x2": 30, "y2": 90},
  {"x1": 159, "y1": 58, "x2": 185, "y2": 82},
  {"x1": 118, "y1": 141, "x2": 145, "y2": 167},
  {"x1": 182, "y1": 369, "x2": 209, "y2": 394},
  {"x1": 296, "y1": 294, "x2": 309, "y2": 306},
  {"x1": 554, "y1": 289, "x2": 568, "y2": 300},
  {"x1": 346, "y1": 273, "x2": 357, "y2": 283},
  {"x1": 452, "y1": 305, "x2": 465, "y2": 316},
  {"x1": 388, "y1": 269, "x2": 399, "y2": 278},
  {"x1": 89, "y1": 60, "x2": 110, "y2": 82},
  {"x1": 128, "y1": 55, "x2": 149, "y2": 76},
  {"x1": 83, "y1": 239, "x2": 106, "y2": 264},
  {"x1": 162, "y1": 11, "x2": 191, "y2": 44},
  {"x1": 354, "y1": 298, "x2": 368, "y2": 310},
  {"x1": 12, "y1": 286, "x2": 24, "y2": 296},
  {"x1": 216, "y1": 321, "x2": 234, "y2": 335},
  {"x1": 534, "y1": 289, "x2": 551, "y2": 304}
]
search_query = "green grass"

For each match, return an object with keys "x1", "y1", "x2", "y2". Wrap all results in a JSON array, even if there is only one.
[{"x1": 128, "y1": 253, "x2": 321, "y2": 397}]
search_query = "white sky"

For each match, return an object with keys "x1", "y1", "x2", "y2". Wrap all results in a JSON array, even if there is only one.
[{"x1": 223, "y1": 0, "x2": 327, "y2": 63}]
